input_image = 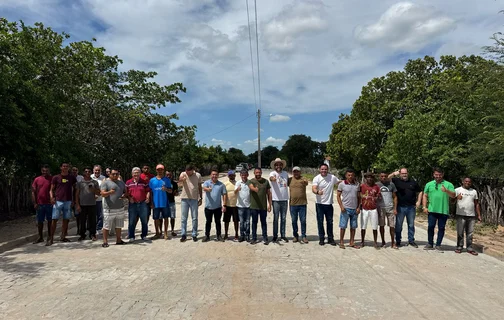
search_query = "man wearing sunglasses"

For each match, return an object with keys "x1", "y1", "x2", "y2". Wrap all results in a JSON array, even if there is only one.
[{"x1": 422, "y1": 168, "x2": 456, "y2": 252}]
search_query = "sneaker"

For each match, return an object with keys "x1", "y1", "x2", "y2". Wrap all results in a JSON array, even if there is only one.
[
  {"x1": 302, "y1": 237, "x2": 308, "y2": 244},
  {"x1": 128, "y1": 238, "x2": 135, "y2": 243},
  {"x1": 180, "y1": 236, "x2": 187, "y2": 242},
  {"x1": 263, "y1": 238, "x2": 269, "y2": 245},
  {"x1": 423, "y1": 244, "x2": 434, "y2": 250},
  {"x1": 396, "y1": 242, "x2": 401, "y2": 247},
  {"x1": 292, "y1": 237, "x2": 299, "y2": 243},
  {"x1": 319, "y1": 240, "x2": 325, "y2": 246},
  {"x1": 223, "y1": 234, "x2": 228, "y2": 240},
  {"x1": 434, "y1": 246, "x2": 444, "y2": 253},
  {"x1": 239, "y1": 237, "x2": 245, "y2": 243},
  {"x1": 217, "y1": 236, "x2": 224, "y2": 242},
  {"x1": 202, "y1": 236, "x2": 210, "y2": 243},
  {"x1": 281, "y1": 237, "x2": 289, "y2": 243},
  {"x1": 250, "y1": 239, "x2": 258, "y2": 245},
  {"x1": 77, "y1": 236, "x2": 85, "y2": 242},
  {"x1": 272, "y1": 237, "x2": 278, "y2": 243},
  {"x1": 192, "y1": 236, "x2": 198, "y2": 242},
  {"x1": 141, "y1": 236, "x2": 148, "y2": 241},
  {"x1": 409, "y1": 241, "x2": 418, "y2": 248},
  {"x1": 171, "y1": 231, "x2": 177, "y2": 237},
  {"x1": 328, "y1": 239, "x2": 337, "y2": 246}
]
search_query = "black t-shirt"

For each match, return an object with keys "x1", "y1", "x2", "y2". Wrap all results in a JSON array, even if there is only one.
[
  {"x1": 392, "y1": 178, "x2": 421, "y2": 207},
  {"x1": 168, "y1": 181, "x2": 178, "y2": 203}
]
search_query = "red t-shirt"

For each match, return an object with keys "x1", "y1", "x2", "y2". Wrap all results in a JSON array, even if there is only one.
[
  {"x1": 126, "y1": 178, "x2": 150, "y2": 202},
  {"x1": 32, "y1": 175, "x2": 52, "y2": 205},
  {"x1": 361, "y1": 184, "x2": 381, "y2": 210},
  {"x1": 140, "y1": 173, "x2": 154, "y2": 181},
  {"x1": 51, "y1": 174, "x2": 77, "y2": 202}
]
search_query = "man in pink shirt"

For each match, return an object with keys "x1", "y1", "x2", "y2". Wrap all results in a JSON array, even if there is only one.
[{"x1": 31, "y1": 164, "x2": 52, "y2": 244}]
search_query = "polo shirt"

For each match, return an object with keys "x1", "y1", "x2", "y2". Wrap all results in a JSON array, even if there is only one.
[
  {"x1": 126, "y1": 178, "x2": 150, "y2": 203},
  {"x1": 203, "y1": 180, "x2": 227, "y2": 210}
]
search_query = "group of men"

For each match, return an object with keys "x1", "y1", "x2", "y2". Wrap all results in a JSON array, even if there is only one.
[{"x1": 31, "y1": 160, "x2": 481, "y2": 254}]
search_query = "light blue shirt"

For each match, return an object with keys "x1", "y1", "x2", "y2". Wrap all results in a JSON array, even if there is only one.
[{"x1": 203, "y1": 180, "x2": 227, "y2": 210}]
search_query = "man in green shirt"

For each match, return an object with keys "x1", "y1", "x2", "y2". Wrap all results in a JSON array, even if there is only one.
[
  {"x1": 422, "y1": 168, "x2": 456, "y2": 252},
  {"x1": 249, "y1": 168, "x2": 272, "y2": 245}
]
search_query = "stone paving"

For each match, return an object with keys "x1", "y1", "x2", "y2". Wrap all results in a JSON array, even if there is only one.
[{"x1": 1, "y1": 171, "x2": 504, "y2": 319}]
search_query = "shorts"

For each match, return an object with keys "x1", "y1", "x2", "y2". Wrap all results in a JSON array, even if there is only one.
[
  {"x1": 103, "y1": 208, "x2": 125, "y2": 230},
  {"x1": 36, "y1": 204, "x2": 53, "y2": 223},
  {"x1": 169, "y1": 202, "x2": 176, "y2": 219},
  {"x1": 52, "y1": 201, "x2": 72, "y2": 220},
  {"x1": 153, "y1": 207, "x2": 170, "y2": 220},
  {"x1": 379, "y1": 207, "x2": 396, "y2": 227},
  {"x1": 223, "y1": 206, "x2": 239, "y2": 223},
  {"x1": 361, "y1": 209, "x2": 379, "y2": 230},
  {"x1": 339, "y1": 208, "x2": 358, "y2": 229}
]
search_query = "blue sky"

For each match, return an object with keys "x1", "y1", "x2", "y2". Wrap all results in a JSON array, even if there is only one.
[{"x1": 2, "y1": 0, "x2": 502, "y2": 155}]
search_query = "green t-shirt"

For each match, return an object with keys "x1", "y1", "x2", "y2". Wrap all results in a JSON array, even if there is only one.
[
  {"x1": 249, "y1": 178, "x2": 270, "y2": 210},
  {"x1": 424, "y1": 180, "x2": 455, "y2": 215}
]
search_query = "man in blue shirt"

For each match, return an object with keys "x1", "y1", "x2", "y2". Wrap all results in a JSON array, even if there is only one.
[
  {"x1": 149, "y1": 164, "x2": 172, "y2": 240},
  {"x1": 202, "y1": 168, "x2": 228, "y2": 242}
]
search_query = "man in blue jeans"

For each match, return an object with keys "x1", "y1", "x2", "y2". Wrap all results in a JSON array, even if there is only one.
[
  {"x1": 422, "y1": 168, "x2": 455, "y2": 252},
  {"x1": 389, "y1": 168, "x2": 423, "y2": 248},
  {"x1": 336, "y1": 169, "x2": 359, "y2": 249},
  {"x1": 249, "y1": 168, "x2": 272, "y2": 245},
  {"x1": 289, "y1": 166, "x2": 308, "y2": 243},
  {"x1": 178, "y1": 165, "x2": 203, "y2": 242},
  {"x1": 126, "y1": 167, "x2": 150, "y2": 242},
  {"x1": 313, "y1": 164, "x2": 340, "y2": 246},
  {"x1": 269, "y1": 158, "x2": 289, "y2": 243}
]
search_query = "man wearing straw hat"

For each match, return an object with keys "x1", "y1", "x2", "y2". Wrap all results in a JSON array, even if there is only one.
[{"x1": 269, "y1": 157, "x2": 289, "y2": 243}]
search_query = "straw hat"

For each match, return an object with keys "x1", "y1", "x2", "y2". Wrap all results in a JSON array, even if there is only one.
[{"x1": 270, "y1": 158, "x2": 287, "y2": 169}]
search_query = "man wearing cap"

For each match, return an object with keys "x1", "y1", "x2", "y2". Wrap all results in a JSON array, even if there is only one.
[
  {"x1": 224, "y1": 170, "x2": 239, "y2": 241},
  {"x1": 288, "y1": 166, "x2": 309, "y2": 243},
  {"x1": 269, "y1": 157, "x2": 289, "y2": 243},
  {"x1": 313, "y1": 164, "x2": 340, "y2": 246},
  {"x1": 235, "y1": 170, "x2": 252, "y2": 242},
  {"x1": 179, "y1": 164, "x2": 203, "y2": 242},
  {"x1": 149, "y1": 164, "x2": 172, "y2": 240}
]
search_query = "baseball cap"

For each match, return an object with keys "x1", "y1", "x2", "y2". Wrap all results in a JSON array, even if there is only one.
[
  {"x1": 292, "y1": 166, "x2": 301, "y2": 172},
  {"x1": 228, "y1": 170, "x2": 235, "y2": 175},
  {"x1": 156, "y1": 164, "x2": 165, "y2": 170}
]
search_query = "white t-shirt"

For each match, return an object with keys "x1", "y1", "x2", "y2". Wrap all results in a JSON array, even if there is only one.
[
  {"x1": 455, "y1": 187, "x2": 478, "y2": 216},
  {"x1": 91, "y1": 174, "x2": 106, "y2": 202},
  {"x1": 235, "y1": 180, "x2": 251, "y2": 208},
  {"x1": 313, "y1": 174, "x2": 340, "y2": 205},
  {"x1": 269, "y1": 171, "x2": 289, "y2": 201}
]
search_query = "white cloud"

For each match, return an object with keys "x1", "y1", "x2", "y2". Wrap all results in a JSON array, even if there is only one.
[
  {"x1": 355, "y1": 2, "x2": 456, "y2": 52},
  {"x1": 244, "y1": 138, "x2": 258, "y2": 144},
  {"x1": 269, "y1": 114, "x2": 291, "y2": 122},
  {"x1": 211, "y1": 138, "x2": 231, "y2": 146},
  {"x1": 264, "y1": 136, "x2": 285, "y2": 145}
]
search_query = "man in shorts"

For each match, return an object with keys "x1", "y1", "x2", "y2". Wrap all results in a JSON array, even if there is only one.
[
  {"x1": 360, "y1": 172, "x2": 381, "y2": 249},
  {"x1": 47, "y1": 162, "x2": 77, "y2": 246},
  {"x1": 377, "y1": 172, "x2": 398, "y2": 248},
  {"x1": 149, "y1": 164, "x2": 172, "y2": 240},
  {"x1": 337, "y1": 168, "x2": 361, "y2": 249},
  {"x1": 100, "y1": 168, "x2": 128, "y2": 247},
  {"x1": 224, "y1": 170, "x2": 239, "y2": 241},
  {"x1": 31, "y1": 164, "x2": 52, "y2": 244}
]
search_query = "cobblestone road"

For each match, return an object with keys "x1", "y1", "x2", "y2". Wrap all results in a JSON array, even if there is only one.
[{"x1": 1, "y1": 171, "x2": 503, "y2": 319}]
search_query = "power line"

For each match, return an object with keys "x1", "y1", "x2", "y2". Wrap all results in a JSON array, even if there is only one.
[{"x1": 200, "y1": 112, "x2": 257, "y2": 142}]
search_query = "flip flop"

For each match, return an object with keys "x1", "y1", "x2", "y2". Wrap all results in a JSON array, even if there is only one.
[
  {"x1": 468, "y1": 251, "x2": 478, "y2": 256},
  {"x1": 455, "y1": 249, "x2": 462, "y2": 254},
  {"x1": 33, "y1": 238, "x2": 44, "y2": 244},
  {"x1": 102, "y1": 243, "x2": 109, "y2": 248},
  {"x1": 339, "y1": 244, "x2": 346, "y2": 249},
  {"x1": 351, "y1": 244, "x2": 361, "y2": 249},
  {"x1": 392, "y1": 245, "x2": 399, "y2": 250}
]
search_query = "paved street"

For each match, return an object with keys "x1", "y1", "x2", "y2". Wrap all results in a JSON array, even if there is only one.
[{"x1": 1, "y1": 170, "x2": 503, "y2": 319}]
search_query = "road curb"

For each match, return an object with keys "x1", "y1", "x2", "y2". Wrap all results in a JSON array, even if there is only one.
[{"x1": 0, "y1": 221, "x2": 76, "y2": 254}]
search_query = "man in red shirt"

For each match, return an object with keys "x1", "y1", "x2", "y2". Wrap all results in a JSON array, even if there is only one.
[
  {"x1": 140, "y1": 165, "x2": 155, "y2": 230},
  {"x1": 126, "y1": 167, "x2": 151, "y2": 242},
  {"x1": 31, "y1": 164, "x2": 52, "y2": 244},
  {"x1": 360, "y1": 172, "x2": 381, "y2": 249}
]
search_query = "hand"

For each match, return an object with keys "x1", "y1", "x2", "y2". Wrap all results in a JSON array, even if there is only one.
[
  {"x1": 393, "y1": 209, "x2": 397, "y2": 215},
  {"x1": 340, "y1": 207, "x2": 346, "y2": 213},
  {"x1": 356, "y1": 208, "x2": 361, "y2": 215},
  {"x1": 222, "y1": 206, "x2": 227, "y2": 213},
  {"x1": 34, "y1": 203, "x2": 39, "y2": 210},
  {"x1": 267, "y1": 204, "x2": 271, "y2": 213},
  {"x1": 302, "y1": 178, "x2": 308, "y2": 185},
  {"x1": 179, "y1": 173, "x2": 187, "y2": 182},
  {"x1": 161, "y1": 186, "x2": 167, "y2": 191},
  {"x1": 393, "y1": 170, "x2": 400, "y2": 176},
  {"x1": 110, "y1": 189, "x2": 116, "y2": 194},
  {"x1": 167, "y1": 188, "x2": 173, "y2": 194},
  {"x1": 415, "y1": 201, "x2": 421, "y2": 209},
  {"x1": 236, "y1": 184, "x2": 242, "y2": 192},
  {"x1": 76, "y1": 204, "x2": 81, "y2": 212},
  {"x1": 457, "y1": 194, "x2": 463, "y2": 200},
  {"x1": 145, "y1": 198, "x2": 150, "y2": 204},
  {"x1": 270, "y1": 176, "x2": 277, "y2": 182},
  {"x1": 50, "y1": 197, "x2": 56, "y2": 205},
  {"x1": 423, "y1": 207, "x2": 429, "y2": 214},
  {"x1": 441, "y1": 185, "x2": 447, "y2": 193},
  {"x1": 198, "y1": 199, "x2": 202, "y2": 206},
  {"x1": 477, "y1": 216, "x2": 482, "y2": 223}
]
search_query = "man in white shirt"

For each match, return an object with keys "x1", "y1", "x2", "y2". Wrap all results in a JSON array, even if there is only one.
[
  {"x1": 235, "y1": 170, "x2": 251, "y2": 242},
  {"x1": 312, "y1": 164, "x2": 340, "y2": 246},
  {"x1": 455, "y1": 177, "x2": 481, "y2": 255},
  {"x1": 269, "y1": 158, "x2": 289, "y2": 243}
]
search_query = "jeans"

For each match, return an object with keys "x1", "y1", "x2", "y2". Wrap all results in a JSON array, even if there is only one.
[
  {"x1": 52, "y1": 201, "x2": 72, "y2": 220},
  {"x1": 96, "y1": 201, "x2": 103, "y2": 231},
  {"x1": 79, "y1": 205, "x2": 97, "y2": 237},
  {"x1": 204, "y1": 208, "x2": 222, "y2": 237},
  {"x1": 238, "y1": 207, "x2": 251, "y2": 238},
  {"x1": 128, "y1": 202, "x2": 148, "y2": 239},
  {"x1": 181, "y1": 199, "x2": 199, "y2": 237},
  {"x1": 456, "y1": 215, "x2": 476, "y2": 251},
  {"x1": 272, "y1": 200, "x2": 288, "y2": 238},
  {"x1": 316, "y1": 203, "x2": 334, "y2": 241},
  {"x1": 395, "y1": 205, "x2": 416, "y2": 244},
  {"x1": 428, "y1": 212, "x2": 449, "y2": 246},
  {"x1": 290, "y1": 205, "x2": 307, "y2": 238},
  {"x1": 250, "y1": 209, "x2": 268, "y2": 240}
]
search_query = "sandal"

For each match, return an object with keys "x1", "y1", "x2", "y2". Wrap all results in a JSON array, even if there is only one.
[
  {"x1": 455, "y1": 249, "x2": 462, "y2": 254},
  {"x1": 468, "y1": 250, "x2": 479, "y2": 256},
  {"x1": 392, "y1": 245, "x2": 399, "y2": 250},
  {"x1": 102, "y1": 243, "x2": 109, "y2": 248},
  {"x1": 116, "y1": 241, "x2": 127, "y2": 245},
  {"x1": 339, "y1": 244, "x2": 346, "y2": 249},
  {"x1": 350, "y1": 244, "x2": 361, "y2": 249}
]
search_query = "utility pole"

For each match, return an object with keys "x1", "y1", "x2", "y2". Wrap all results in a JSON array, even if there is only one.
[{"x1": 257, "y1": 109, "x2": 261, "y2": 168}]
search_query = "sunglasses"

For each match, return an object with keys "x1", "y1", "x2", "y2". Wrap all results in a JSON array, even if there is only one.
[{"x1": 111, "y1": 173, "x2": 119, "y2": 176}]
